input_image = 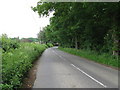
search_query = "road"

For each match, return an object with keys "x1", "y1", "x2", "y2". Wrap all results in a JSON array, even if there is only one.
[{"x1": 33, "y1": 47, "x2": 118, "y2": 88}]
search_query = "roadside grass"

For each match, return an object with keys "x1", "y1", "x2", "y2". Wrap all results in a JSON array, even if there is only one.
[
  {"x1": 59, "y1": 47, "x2": 119, "y2": 68},
  {"x1": 1, "y1": 43, "x2": 47, "y2": 89}
]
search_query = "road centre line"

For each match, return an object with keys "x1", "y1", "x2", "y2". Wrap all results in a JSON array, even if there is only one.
[
  {"x1": 53, "y1": 50, "x2": 107, "y2": 88},
  {"x1": 53, "y1": 50, "x2": 66, "y2": 61},
  {"x1": 70, "y1": 64, "x2": 107, "y2": 88}
]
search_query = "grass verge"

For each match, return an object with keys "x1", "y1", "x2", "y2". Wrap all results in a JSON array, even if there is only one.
[{"x1": 59, "y1": 47, "x2": 119, "y2": 68}]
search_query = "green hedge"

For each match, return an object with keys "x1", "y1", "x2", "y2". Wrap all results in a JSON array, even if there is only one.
[
  {"x1": 1, "y1": 36, "x2": 19, "y2": 52},
  {"x1": 46, "y1": 43, "x2": 53, "y2": 47},
  {"x1": 1, "y1": 43, "x2": 47, "y2": 89}
]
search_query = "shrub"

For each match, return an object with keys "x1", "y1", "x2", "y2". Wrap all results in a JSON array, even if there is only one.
[
  {"x1": 46, "y1": 43, "x2": 53, "y2": 47},
  {"x1": 1, "y1": 43, "x2": 47, "y2": 89},
  {"x1": 1, "y1": 35, "x2": 19, "y2": 52}
]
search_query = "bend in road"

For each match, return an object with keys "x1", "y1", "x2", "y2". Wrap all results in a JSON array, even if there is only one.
[{"x1": 33, "y1": 47, "x2": 118, "y2": 88}]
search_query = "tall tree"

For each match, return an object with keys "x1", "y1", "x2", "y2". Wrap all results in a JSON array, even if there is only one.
[{"x1": 33, "y1": 2, "x2": 119, "y2": 55}]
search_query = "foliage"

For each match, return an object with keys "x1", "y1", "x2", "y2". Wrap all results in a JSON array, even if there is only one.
[
  {"x1": 1, "y1": 34, "x2": 20, "y2": 52},
  {"x1": 1, "y1": 35, "x2": 47, "y2": 90},
  {"x1": 59, "y1": 47, "x2": 119, "y2": 68},
  {"x1": 33, "y1": 2, "x2": 119, "y2": 56},
  {"x1": 20, "y1": 38, "x2": 39, "y2": 42},
  {"x1": 27, "y1": 38, "x2": 39, "y2": 42},
  {"x1": 46, "y1": 43, "x2": 53, "y2": 47}
]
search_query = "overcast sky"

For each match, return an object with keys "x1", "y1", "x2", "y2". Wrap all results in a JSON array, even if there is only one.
[{"x1": 0, "y1": 0, "x2": 53, "y2": 38}]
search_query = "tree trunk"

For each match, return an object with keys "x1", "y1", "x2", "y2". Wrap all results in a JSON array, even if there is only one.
[{"x1": 75, "y1": 37, "x2": 78, "y2": 49}]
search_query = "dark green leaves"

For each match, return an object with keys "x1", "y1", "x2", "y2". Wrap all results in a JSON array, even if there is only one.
[{"x1": 34, "y1": 2, "x2": 119, "y2": 55}]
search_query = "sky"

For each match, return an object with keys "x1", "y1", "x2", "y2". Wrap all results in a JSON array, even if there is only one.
[{"x1": 0, "y1": 0, "x2": 53, "y2": 38}]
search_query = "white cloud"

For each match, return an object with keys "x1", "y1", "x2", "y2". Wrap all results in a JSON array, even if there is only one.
[{"x1": 0, "y1": 0, "x2": 53, "y2": 38}]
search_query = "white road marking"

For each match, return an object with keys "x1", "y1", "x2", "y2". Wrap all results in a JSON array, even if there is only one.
[
  {"x1": 70, "y1": 64, "x2": 107, "y2": 88},
  {"x1": 53, "y1": 50, "x2": 107, "y2": 88},
  {"x1": 53, "y1": 50, "x2": 66, "y2": 61},
  {"x1": 52, "y1": 50, "x2": 55, "y2": 53},
  {"x1": 58, "y1": 56, "x2": 66, "y2": 61}
]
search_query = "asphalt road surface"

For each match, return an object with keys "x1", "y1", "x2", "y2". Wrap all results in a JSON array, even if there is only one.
[{"x1": 33, "y1": 47, "x2": 118, "y2": 88}]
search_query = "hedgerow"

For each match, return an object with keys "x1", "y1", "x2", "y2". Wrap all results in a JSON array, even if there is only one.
[
  {"x1": 1, "y1": 35, "x2": 19, "y2": 53},
  {"x1": 1, "y1": 35, "x2": 47, "y2": 90},
  {"x1": 46, "y1": 43, "x2": 53, "y2": 47}
]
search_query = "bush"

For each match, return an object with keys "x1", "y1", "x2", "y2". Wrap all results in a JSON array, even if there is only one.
[
  {"x1": 46, "y1": 43, "x2": 53, "y2": 47},
  {"x1": 1, "y1": 42, "x2": 47, "y2": 89},
  {"x1": 1, "y1": 35, "x2": 19, "y2": 52}
]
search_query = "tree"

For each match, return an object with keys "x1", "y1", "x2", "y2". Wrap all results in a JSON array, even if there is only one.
[{"x1": 33, "y1": 2, "x2": 119, "y2": 56}]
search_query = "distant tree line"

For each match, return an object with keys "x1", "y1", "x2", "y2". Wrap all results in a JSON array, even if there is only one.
[
  {"x1": 20, "y1": 38, "x2": 39, "y2": 42},
  {"x1": 33, "y1": 2, "x2": 120, "y2": 56}
]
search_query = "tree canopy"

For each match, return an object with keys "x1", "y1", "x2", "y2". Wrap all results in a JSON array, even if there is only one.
[{"x1": 33, "y1": 2, "x2": 119, "y2": 55}]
